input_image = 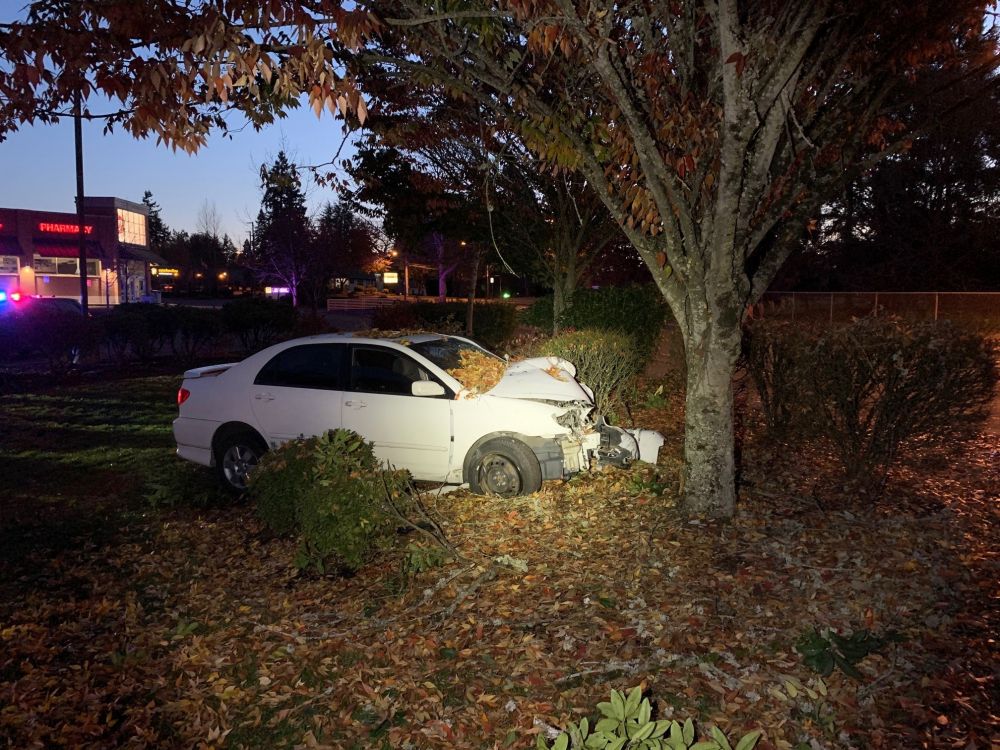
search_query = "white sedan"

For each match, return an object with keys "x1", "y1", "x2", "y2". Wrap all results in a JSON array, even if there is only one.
[{"x1": 173, "y1": 333, "x2": 663, "y2": 495}]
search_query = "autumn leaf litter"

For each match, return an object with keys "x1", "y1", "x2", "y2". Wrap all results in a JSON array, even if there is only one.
[{"x1": 0, "y1": 396, "x2": 997, "y2": 749}]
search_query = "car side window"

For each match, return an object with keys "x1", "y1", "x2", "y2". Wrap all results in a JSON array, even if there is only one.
[
  {"x1": 349, "y1": 346, "x2": 432, "y2": 396},
  {"x1": 254, "y1": 344, "x2": 345, "y2": 390}
]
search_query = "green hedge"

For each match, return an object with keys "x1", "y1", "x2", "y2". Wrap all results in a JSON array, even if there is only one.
[
  {"x1": 373, "y1": 301, "x2": 519, "y2": 351},
  {"x1": 222, "y1": 297, "x2": 297, "y2": 354},
  {"x1": 523, "y1": 286, "x2": 668, "y2": 362},
  {"x1": 559, "y1": 285, "x2": 667, "y2": 361}
]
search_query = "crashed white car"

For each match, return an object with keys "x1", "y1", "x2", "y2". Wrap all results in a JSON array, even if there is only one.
[{"x1": 173, "y1": 333, "x2": 663, "y2": 495}]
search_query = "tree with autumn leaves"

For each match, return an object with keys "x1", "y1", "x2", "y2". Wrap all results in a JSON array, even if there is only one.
[
  {"x1": 355, "y1": 1, "x2": 996, "y2": 516},
  {"x1": 1, "y1": 1, "x2": 995, "y2": 517}
]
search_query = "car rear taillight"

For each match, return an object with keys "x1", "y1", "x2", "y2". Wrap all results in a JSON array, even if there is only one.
[{"x1": 177, "y1": 387, "x2": 191, "y2": 406}]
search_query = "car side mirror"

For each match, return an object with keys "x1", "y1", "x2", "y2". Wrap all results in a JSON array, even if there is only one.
[{"x1": 411, "y1": 380, "x2": 446, "y2": 397}]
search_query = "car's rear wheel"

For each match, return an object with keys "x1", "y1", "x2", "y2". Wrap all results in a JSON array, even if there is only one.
[
  {"x1": 214, "y1": 428, "x2": 267, "y2": 493},
  {"x1": 468, "y1": 437, "x2": 542, "y2": 497}
]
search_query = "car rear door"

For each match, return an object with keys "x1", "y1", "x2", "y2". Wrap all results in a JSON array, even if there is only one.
[
  {"x1": 343, "y1": 344, "x2": 452, "y2": 479},
  {"x1": 249, "y1": 343, "x2": 347, "y2": 444}
]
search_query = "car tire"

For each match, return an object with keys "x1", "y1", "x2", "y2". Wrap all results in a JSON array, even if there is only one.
[
  {"x1": 214, "y1": 428, "x2": 267, "y2": 493},
  {"x1": 468, "y1": 437, "x2": 542, "y2": 497}
]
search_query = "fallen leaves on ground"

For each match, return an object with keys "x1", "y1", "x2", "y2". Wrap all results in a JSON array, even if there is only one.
[{"x1": 0, "y1": 377, "x2": 996, "y2": 749}]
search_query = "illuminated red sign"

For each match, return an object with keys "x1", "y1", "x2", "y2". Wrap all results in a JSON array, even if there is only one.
[{"x1": 38, "y1": 222, "x2": 93, "y2": 234}]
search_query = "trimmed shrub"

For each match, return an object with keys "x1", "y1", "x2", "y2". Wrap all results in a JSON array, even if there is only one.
[
  {"x1": 468, "y1": 303, "x2": 518, "y2": 351},
  {"x1": 559, "y1": 285, "x2": 668, "y2": 362},
  {"x1": 372, "y1": 301, "x2": 519, "y2": 351},
  {"x1": 371, "y1": 302, "x2": 427, "y2": 331},
  {"x1": 19, "y1": 308, "x2": 99, "y2": 372},
  {"x1": 0, "y1": 315, "x2": 23, "y2": 361},
  {"x1": 292, "y1": 311, "x2": 336, "y2": 337},
  {"x1": 98, "y1": 303, "x2": 177, "y2": 362},
  {"x1": 746, "y1": 317, "x2": 997, "y2": 487},
  {"x1": 222, "y1": 297, "x2": 296, "y2": 353},
  {"x1": 251, "y1": 429, "x2": 411, "y2": 573},
  {"x1": 807, "y1": 319, "x2": 996, "y2": 484},
  {"x1": 743, "y1": 319, "x2": 813, "y2": 436},
  {"x1": 171, "y1": 306, "x2": 222, "y2": 361},
  {"x1": 539, "y1": 329, "x2": 644, "y2": 418},
  {"x1": 520, "y1": 295, "x2": 555, "y2": 332}
]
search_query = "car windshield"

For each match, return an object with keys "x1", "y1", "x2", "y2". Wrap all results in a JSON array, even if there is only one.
[{"x1": 409, "y1": 337, "x2": 500, "y2": 370}]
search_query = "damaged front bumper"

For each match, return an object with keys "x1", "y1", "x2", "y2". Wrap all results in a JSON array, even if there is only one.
[
  {"x1": 532, "y1": 417, "x2": 665, "y2": 480},
  {"x1": 588, "y1": 418, "x2": 664, "y2": 468}
]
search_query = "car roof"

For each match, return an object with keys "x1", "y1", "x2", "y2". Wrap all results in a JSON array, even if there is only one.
[{"x1": 291, "y1": 332, "x2": 457, "y2": 346}]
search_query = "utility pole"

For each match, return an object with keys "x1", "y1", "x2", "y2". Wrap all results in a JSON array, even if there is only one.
[{"x1": 73, "y1": 89, "x2": 89, "y2": 316}]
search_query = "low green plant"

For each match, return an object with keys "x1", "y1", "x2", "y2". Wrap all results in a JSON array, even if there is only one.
[
  {"x1": 402, "y1": 541, "x2": 449, "y2": 576},
  {"x1": 627, "y1": 469, "x2": 669, "y2": 497},
  {"x1": 642, "y1": 384, "x2": 669, "y2": 410},
  {"x1": 251, "y1": 430, "x2": 411, "y2": 572},
  {"x1": 540, "y1": 329, "x2": 644, "y2": 418},
  {"x1": 536, "y1": 686, "x2": 762, "y2": 750},
  {"x1": 795, "y1": 628, "x2": 902, "y2": 680}
]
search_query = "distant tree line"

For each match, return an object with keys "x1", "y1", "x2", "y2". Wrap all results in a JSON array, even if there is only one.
[{"x1": 142, "y1": 151, "x2": 384, "y2": 307}]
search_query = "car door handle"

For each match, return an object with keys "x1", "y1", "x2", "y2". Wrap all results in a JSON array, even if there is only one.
[
  {"x1": 254, "y1": 392, "x2": 275, "y2": 401},
  {"x1": 345, "y1": 399, "x2": 367, "y2": 409}
]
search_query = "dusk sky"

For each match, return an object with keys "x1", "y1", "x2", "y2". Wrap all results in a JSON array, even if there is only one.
[{"x1": 0, "y1": 98, "x2": 355, "y2": 244}]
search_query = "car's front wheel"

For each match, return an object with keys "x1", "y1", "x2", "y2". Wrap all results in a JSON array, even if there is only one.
[
  {"x1": 468, "y1": 437, "x2": 542, "y2": 497},
  {"x1": 214, "y1": 428, "x2": 267, "y2": 493}
]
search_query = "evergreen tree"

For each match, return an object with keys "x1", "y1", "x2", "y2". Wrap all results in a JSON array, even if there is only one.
[
  {"x1": 248, "y1": 151, "x2": 313, "y2": 306},
  {"x1": 314, "y1": 202, "x2": 378, "y2": 277},
  {"x1": 142, "y1": 190, "x2": 170, "y2": 254}
]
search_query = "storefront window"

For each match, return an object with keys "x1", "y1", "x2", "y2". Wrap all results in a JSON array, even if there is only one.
[
  {"x1": 32, "y1": 256, "x2": 102, "y2": 276},
  {"x1": 0, "y1": 255, "x2": 18, "y2": 275}
]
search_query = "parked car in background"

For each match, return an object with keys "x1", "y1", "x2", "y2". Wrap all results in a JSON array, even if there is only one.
[
  {"x1": 0, "y1": 293, "x2": 84, "y2": 317},
  {"x1": 173, "y1": 333, "x2": 663, "y2": 495}
]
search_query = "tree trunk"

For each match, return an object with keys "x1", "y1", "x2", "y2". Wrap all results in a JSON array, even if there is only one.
[
  {"x1": 437, "y1": 263, "x2": 447, "y2": 303},
  {"x1": 550, "y1": 239, "x2": 578, "y2": 335},
  {"x1": 680, "y1": 320, "x2": 742, "y2": 518},
  {"x1": 465, "y1": 251, "x2": 481, "y2": 336},
  {"x1": 552, "y1": 282, "x2": 565, "y2": 335}
]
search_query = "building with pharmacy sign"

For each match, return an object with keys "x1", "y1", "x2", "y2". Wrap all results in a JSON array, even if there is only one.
[{"x1": 0, "y1": 197, "x2": 164, "y2": 306}]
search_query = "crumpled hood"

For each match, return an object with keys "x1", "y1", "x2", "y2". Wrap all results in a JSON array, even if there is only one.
[{"x1": 486, "y1": 356, "x2": 594, "y2": 403}]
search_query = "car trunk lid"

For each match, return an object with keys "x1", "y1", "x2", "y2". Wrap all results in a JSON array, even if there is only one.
[{"x1": 182, "y1": 363, "x2": 237, "y2": 380}]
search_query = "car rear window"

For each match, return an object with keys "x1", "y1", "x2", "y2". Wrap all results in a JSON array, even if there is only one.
[{"x1": 254, "y1": 344, "x2": 346, "y2": 390}]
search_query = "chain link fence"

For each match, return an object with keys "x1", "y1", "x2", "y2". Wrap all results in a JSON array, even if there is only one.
[{"x1": 755, "y1": 291, "x2": 1000, "y2": 332}]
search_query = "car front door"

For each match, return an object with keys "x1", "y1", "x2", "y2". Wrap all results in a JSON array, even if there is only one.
[
  {"x1": 343, "y1": 344, "x2": 452, "y2": 480},
  {"x1": 249, "y1": 343, "x2": 346, "y2": 445}
]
